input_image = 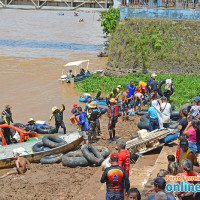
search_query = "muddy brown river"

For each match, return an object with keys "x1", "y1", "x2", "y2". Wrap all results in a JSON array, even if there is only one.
[{"x1": 0, "y1": 9, "x2": 107, "y2": 131}]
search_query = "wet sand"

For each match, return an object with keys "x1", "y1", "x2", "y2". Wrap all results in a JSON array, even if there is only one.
[{"x1": 0, "y1": 114, "x2": 161, "y2": 200}]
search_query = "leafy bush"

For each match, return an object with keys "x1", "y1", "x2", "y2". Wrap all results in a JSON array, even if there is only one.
[
  {"x1": 75, "y1": 73, "x2": 200, "y2": 108},
  {"x1": 101, "y1": 7, "x2": 120, "y2": 36}
]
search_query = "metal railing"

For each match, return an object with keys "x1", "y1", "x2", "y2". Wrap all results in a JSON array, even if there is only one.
[{"x1": 122, "y1": 0, "x2": 200, "y2": 9}]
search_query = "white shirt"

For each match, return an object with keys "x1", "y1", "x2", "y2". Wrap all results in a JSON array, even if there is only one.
[
  {"x1": 165, "y1": 79, "x2": 174, "y2": 91},
  {"x1": 161, "y1": 102, "x2": 171, "y2": 123}
]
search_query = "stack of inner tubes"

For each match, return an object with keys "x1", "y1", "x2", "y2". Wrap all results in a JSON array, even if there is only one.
[
  {"x1": 62, "y1": 144, "x2": 110, "y2": 167},
  {"x1": 32, "y1": 135, "x2": 66, "y2": 152},
  {"x1": 14, "y1": 123, "x2": 56, "y2": 134}
]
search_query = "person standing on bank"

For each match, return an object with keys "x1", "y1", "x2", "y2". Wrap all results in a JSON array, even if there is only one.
[
  {"x1": 161, "y1": 96, "x2": 172, "y2": 128},
  {"x1": 49, "y1": 104, "x2": 66, "y2": 134},
  {"x1": 100, "y1": 153, "x2": 130, "y2": 200},
  {"x1": 2, "y1": 105, "x2": 14, "y2": 144},
  {"x1": 107, "y1": 98, "x2": 119, "y2": 143},
  {"x1": 75, "y1": 106, "x2": 90, "y2": 144}
]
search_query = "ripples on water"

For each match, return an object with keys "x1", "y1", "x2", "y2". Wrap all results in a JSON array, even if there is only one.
[
  {"x1": 0, "y1": 39, "x2": 102, "y2": 51},
  {"x1": 0, "y1": 9, "x2": 107, "y2": 128}
]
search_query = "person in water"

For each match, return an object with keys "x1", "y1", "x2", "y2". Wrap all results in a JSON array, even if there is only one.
[
  {"x1": 49, "y1": 104, "x2": 66, "y2": 134},
  {"x1": 0, "y1": 153, "x2": 31, "y2": 179}
]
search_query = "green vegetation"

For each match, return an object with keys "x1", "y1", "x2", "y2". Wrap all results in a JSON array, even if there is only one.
[
  {"x1": 106, "y1": 18, "x2": 200, "y2": 75},
  {"x1": 75, "y1": 73, "x2": 200, "y2": 108},
  {"x1": 101, "y1": 7, "x2": 120, "y2": 36}
]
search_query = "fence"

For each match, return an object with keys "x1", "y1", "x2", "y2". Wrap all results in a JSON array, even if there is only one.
[{"x1": 122, "y1": 0, "x2": 200, "y2": 9}]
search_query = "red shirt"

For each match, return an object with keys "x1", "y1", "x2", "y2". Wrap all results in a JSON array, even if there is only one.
[{"x1": 118, "y1": 150, "x2": 130, "y2": 176}]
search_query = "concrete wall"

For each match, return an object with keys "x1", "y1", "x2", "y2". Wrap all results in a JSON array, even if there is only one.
[{"x1": 120, "y1": 7, "x2": 200, "y2": 20}]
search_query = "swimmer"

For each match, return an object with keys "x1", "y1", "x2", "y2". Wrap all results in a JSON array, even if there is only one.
[{"x1": 0, "y1": 153, "x2": 31, "y2": 179}]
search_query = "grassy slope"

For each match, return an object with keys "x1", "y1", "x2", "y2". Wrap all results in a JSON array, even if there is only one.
[
  {"x1": 106, "y1": 18, "x2": 200, "y2": 75},
  {"x1": 75, "y1": 73, "x2": 200, "y2": 108}
]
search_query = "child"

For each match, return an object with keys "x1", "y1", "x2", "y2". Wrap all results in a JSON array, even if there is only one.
[
  {"x1": 176, "y1": 135, "x2": 186, "y2": 159},
  {"x1": 190, "y1": 100, "x2": 200, "y2": 117},
  {"x1": 167, "y1": 155, "x2": 175, "y2": 163}
]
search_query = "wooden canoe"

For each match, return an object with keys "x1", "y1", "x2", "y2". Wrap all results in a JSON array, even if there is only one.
[{"x1": 0, "y1": 132, "x2": 83, "y2": 169}]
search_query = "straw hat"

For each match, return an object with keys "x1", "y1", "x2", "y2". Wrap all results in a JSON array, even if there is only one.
[
  {"x1": 151, "y1": 73, "x2": 157, "y2": 77},
  {"x1": 28, "y1": 118, "x2": 35, "y2": 123},
  {"x1": 88, "y1": 101, "x2": 97, "y2": 108},
  {"x1": 110, "y1": 98, "x2": 117, "y2": 103},
  {"x1": 52, "y1": 106, "x2": 59, "y2": 112},
  {"x1": 117, "y1": 85, "x2": 122, "y2": 89}
]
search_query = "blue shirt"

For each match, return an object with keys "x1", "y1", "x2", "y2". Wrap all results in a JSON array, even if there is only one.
[
  {"x1": 148, "y1": 77, "x2": 153, "y2": 86},
  {"x1": 126, "y1": 84, "x2": 136, "y2": 98},
  {"x1": 148, "y1": 107, "x2": 158, "y2": 119},
  {"x1": 147, "y1": 192, "x2": 176, "y2": 200},
  {"x1": 75, "y1": 112, "x2": 90, "y2": 131}
]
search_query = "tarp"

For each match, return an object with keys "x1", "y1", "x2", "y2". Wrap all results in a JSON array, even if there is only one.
[{"x1": 64, "y1": 60, "x2": 89, "y2": 67}]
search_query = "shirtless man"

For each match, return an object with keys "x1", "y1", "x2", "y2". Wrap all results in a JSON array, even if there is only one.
[
  {"x1": 134, "y1": 91, "x2": 144, "y2": 111},
  {"x1": 0, "y1": 153, "x2": 31, "y2": 179},
  {"x1": 121, "y1": 88, "x2": 132, "y2": 122}
]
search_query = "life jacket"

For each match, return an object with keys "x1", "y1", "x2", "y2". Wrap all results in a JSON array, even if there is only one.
[{"x1": 107, "y1": 104, "x2": 119, "y2": 118}]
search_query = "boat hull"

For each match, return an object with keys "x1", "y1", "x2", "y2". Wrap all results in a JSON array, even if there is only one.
[{"x1": 0, "y1": 132, "x2": 83, "y2": 169}]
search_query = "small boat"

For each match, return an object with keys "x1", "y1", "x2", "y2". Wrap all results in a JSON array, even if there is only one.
[
  {"x1": 58, "y1": 60, "x2": 103, "y2": 83},
  {"x1": 97, "y1": 53, "x2": 108, "y2": 57},
  {"x1": 0, "y1": 132, "x2": 83, "y2": 168},
  {"x1": 126, "y1": 129, "x2": 178, "y2": 155}
]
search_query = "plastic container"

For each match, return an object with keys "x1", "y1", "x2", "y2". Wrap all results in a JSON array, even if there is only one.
[{"x1": 36, "y1": 120, "x2": 46, "y2": 125}]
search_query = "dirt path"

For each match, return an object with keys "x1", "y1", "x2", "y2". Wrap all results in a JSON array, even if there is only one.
[{"x1": 0, "y1": 114, "x2": 162, "y2": 200}]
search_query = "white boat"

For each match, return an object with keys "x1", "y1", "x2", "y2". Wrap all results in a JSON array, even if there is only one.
[
  {"x1": 58, "y1": 59, "x2": 103, "y2": 83},
  {"x1": 0, "y1": 132, "x2": 83, "y2": 168}
]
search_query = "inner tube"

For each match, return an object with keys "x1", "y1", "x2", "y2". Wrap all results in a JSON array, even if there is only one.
[
  {"x1": 140, "y1": 114, "x2": 149, "y2": 122},
  {"x1": 62, "y1": 151, "x2": 89, "y2": 167},
  {"x1": 14, "y1": 123, "x2": 26, "y2": 129},
  {"x1": 32, "y1": 141, "x2": 51, "y2": 152},
  {"x1": 99, "y1": 107, "x2": 107, "y2": 115},
  {"x1": 40, "y1": 154, "x2": 63, "y2": 164},
  {"x1": 137, "y1": 121, "x2": 149, "y2": 130},
  {"x1": 42, "y1": 135, "x2": 66, "y2": 148},
  {"x1": 95, "y1": 146, "x2": 110, "y2": 158},
  {"x1": 136, "y1": 110, "x2": 148, "y2": 116},
  {"x1": 36, "y1": 125, "x2": 56, "y2": 134},
  {"x1": 158, "y1": 79, "x2": 166, "y2": 97},
  {"x1": 81, "y1": 144, "x2": 104, "y2": 166},
  {"x1": 170, "y1": 110, "x2": 180, "y2": 121}
]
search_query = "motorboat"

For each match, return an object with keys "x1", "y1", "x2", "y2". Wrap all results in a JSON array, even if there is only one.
[{"x1": 58, "y1": 60, "x2": 103, "y2": 83}]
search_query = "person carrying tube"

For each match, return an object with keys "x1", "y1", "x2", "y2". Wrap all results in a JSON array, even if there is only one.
[
  {"x1": 1, "y1": 105, "x2": 14, "y2": 144},
  {"x1": 107, "y1": 98, "x2": 119, "y2": 143},
  {"x1": 49, "y1": 104, "x2": 66, "y2": 134}
]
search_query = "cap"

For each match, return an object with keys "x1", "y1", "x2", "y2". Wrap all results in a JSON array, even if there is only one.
[
  {"x1": 151, "y1": 73, "x2": 157, "y2": 77},
  {"x1": 161, "y1": 96, "x2": 166, "y2": 100},
  {"x1": 73, "y1": 104, "x2": 78, "y2": 107},
  {"x1": 192, "y1": 96, "x2": 200, "y2": 101},
  {"x1": 153, "y1": 177, "x2": 166, "y2": 188},
  {"x1": 117, "y1": 85, "x2": 122, "y2": 88},
  {"x1": 180, "y1": 139, "x2": 188, "y2": 148},
  {"x1": 110, "y1": 153, "x2": 119, "y2": 159}
]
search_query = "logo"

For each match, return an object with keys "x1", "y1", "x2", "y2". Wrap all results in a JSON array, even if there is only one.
[{"x1": 114, "y1": 174, "x2": 118, "y2": 181}]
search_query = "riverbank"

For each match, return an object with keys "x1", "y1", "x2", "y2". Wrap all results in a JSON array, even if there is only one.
[
  {"x1": 75, "y1": 73, "x2": 200, "y2": 108},
  {"x1": 105, "y1": 18, "x2": 200, "y2": 75},
  {"x1": 0, "y1": 114, "x2": 143, "y2": 200}
]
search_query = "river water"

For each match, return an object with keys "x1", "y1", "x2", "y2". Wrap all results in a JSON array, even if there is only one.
[{"x1": 0, "y1": 9, "x2": 107, "y2": 131}]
